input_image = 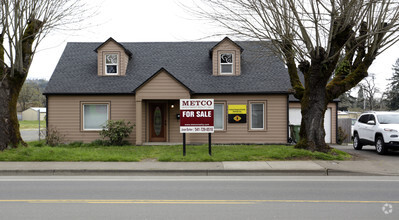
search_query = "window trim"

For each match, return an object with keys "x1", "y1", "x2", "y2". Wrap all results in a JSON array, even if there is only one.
[
  {"x1": 219, "y1": 51, "x2": 235, "y2": 75},
  {"x1": 214, "y1": 102, "x2": 226, "y2": 131},
  {"x1": 104, "y1": 53, "x2": 119, "y2": 75},
  {"x1": 81, "y1": 102, "x2": 110, "y2": 131},
  {"x1": 249, "y1": 101, "x2": 266, "y2": 131}
]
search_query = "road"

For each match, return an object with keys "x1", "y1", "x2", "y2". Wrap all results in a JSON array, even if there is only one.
[
  {"x1": 0, "y1": 176, "x2": 398, "y2": 220},
  {"x1": 20, "y1": 129, "x2": 44, "y2": 142},
  {"x1": 334, "y1": 144, "x2": 399, "y2": 161}
]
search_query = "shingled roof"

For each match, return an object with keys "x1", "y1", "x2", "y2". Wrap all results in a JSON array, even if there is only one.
[{"x1": 44, "y1": 40, "x2": 291, "y2": 95}]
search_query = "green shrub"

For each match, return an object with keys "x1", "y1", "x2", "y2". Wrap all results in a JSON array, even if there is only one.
[{"x1": 99, "y1": 120, "x2": 135, "y2": 146}]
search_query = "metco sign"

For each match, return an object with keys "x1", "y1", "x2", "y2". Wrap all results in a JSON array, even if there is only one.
[{"x1": 180, "y1": 99, "x2": 214, "y2": 133}]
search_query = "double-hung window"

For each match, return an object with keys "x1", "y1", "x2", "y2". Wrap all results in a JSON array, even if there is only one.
[
  {"x1": 83, "y1": 104, "x2": 109, "y2": 130},
  {"x1": 105, "y1": 54, "x2": 118, "y2": 75},
  {"x1": 214, "y1": 103, "x2": 225, "y2": 130},
  {"x1": 250, "y1": 102, "x2": 265, "y2": 130},
  {"x1": 220, "y1": 53, "x2": 233, "y2": 74}
]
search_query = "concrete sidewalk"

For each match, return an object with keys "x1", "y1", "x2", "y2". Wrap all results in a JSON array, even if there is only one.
[{"x1": 0, "y1": 160, "x2": 396, "y2": 176}]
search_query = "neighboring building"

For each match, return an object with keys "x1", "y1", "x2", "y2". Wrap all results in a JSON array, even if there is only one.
[
  {"x1": 22, "y1": 107, "x2": 46, "y2": 121},
  {"x1": 44, "y1": 37, "x2": 337, "y2": 145}
]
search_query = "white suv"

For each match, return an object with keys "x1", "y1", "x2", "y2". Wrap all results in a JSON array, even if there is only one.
[{"x1": 353, "y1": 111, "x2": 399, "y2": 155}]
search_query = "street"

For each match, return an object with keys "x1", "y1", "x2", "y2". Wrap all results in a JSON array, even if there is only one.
[{"x1": 0, "y1": 176, "x2": 398, "y2": 220}]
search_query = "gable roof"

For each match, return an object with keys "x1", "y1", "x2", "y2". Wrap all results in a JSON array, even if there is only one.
[
  {"x1": 133, "y1": 68, "x2": 193, "y2": 94},
  {"x1": 210, "y1": 37, "x2": 244, "y2": 53},
  {"x1": 44, "y1": 40, "x2": 291, "y2": 95},
  {"x1": 94, "y1": 37, "x2": 132, "y2": 58}
]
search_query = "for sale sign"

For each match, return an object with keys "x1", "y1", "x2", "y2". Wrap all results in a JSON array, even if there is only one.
[{"x1": 180, "y1": 99, "x2": 214, "y2": 133}]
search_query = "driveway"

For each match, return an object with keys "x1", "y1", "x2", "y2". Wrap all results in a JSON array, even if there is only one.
[
  {"x1": 20, "y1": 129, "x2": 44, "y2": 142},
  {"x1": 332, "y1": 144, "x2": 399, "y2": 161}
]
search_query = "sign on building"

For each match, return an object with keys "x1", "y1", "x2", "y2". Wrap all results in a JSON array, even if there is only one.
[
  {"x1": 228, "y1": 105, "x2": 247, "y2": 123},
  {"x1": 180, "y1": 99, "x2": 214, "y2": 133}
]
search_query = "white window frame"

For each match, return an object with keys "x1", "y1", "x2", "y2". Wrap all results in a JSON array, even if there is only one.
[
  {"x1": 250, "y1": 102, "x2": 265, "y2": 130},
  {"x1": 104, "y1": 53, "x2": 119, "y2": 75},
  {"x1": 214, "y1": 103, "x2": 225, "y2": 131},
  {"x1": 220, "y1": 53, "x2": 234, "y2": 75},
  {"x1": 82, "y1": 103, "x2": 110, "y2": 131}
]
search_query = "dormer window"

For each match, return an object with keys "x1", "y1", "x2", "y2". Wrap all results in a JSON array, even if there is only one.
[
  {"x1": 220, "y1": 53, "x2": 233, "y2": 74},
  {"x1": 105, "y1": 54, "x2": 118, "y2": 75}
]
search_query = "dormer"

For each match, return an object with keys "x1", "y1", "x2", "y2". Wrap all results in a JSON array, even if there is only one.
[
  {"x1": 210, "y1": 37, "x2": 243, "y2": 76},
  {"x1": 94, "y1": 37, "x2": 132, "y2": 76}
]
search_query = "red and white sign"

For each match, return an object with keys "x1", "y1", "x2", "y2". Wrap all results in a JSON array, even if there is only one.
[{"x1": 180, "y1": 99, "x2": 214, "y2": 133}]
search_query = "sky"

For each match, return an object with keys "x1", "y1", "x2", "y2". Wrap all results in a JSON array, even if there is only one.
[{"x1": 28, "y1": 0, "x2": 399, "y2": 94}]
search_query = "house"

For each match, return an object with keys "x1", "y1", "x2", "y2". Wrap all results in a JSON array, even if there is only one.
[
  {"x1": 44, "y1": 37, "x2": 337, "y2": 145},
  {"x1": 22, "y1": 107, "x2": 46, "y2": 121}
]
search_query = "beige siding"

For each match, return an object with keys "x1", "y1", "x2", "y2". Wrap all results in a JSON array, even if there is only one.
[
  {"x1": 48, "y1": 95, "x2": 136, "y2": 143},
  {"x1": 212, "y1": 39, "x2": 241, "y2": 76},
  {"x1": 188, "y1": 94, "x2": 288, "y2": 144},
  {"x1": 168, "y1": 100, "x2": 182, "y2": 143},
  {"x1": 289, "y1": 102, "x2": 337, "y2": 144},
  {"x1": 135, "y1": 70, "x2": 190, "y2": 101},
  {"x1": 97, "y1": 41, "x2": 129, "y2": 76}
]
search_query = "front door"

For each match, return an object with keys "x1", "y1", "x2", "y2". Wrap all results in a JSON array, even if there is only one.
[{"x1": 149, "y1": 103, "x2": 166, "y2": 142}]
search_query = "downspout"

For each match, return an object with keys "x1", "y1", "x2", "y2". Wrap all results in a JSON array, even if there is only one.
[
  {"x1": 45, "y1": 95, "x2": 48, "y2": 144},
  {"x1": 335, "y1": 102, "x2": 338, "y2": 144},
  {"x1": 287, "y1": 95, "x2": 290, "y2": 143}
]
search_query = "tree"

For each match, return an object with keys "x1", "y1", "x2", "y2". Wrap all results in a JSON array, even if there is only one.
[
  {"x1": 386, "y1": 58, "x2": 399, "y2": 110},
  {"x1": 356, "y1": 86, "x2": 366, "y2": 110},
  {"x1": 193, "y1": 0, "x2": 399, "y2": 152},
  {"x1": 359, "y1": 74, "x2": 379, "y2": 110},
  {"x1": 0, "y1": 0, "x2": 91, "y2": 150}
]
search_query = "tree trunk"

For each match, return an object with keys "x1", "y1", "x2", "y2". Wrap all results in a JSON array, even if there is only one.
[
  {"x1": 295, "y1": 59, "x2": 331, "y2": 153},
  {"x1": 0, "y1": 74, "x2": 26, "y2": 151}
]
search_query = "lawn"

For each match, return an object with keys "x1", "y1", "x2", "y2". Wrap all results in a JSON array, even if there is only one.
[
  {"x1": 0, "y1": 141, "x2": 351, "y2": 162},
  {"x1": 19, "y1": 120, "x2": 46, "y2": 130}
]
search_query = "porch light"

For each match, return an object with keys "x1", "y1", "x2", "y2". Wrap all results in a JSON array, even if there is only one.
[{"x1": 170, "y1": 104, "x2": 175, "y2": 109}]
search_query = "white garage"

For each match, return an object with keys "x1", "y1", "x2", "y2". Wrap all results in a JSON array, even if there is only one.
[{"x1": 289, "y1": 108, "x2": 332, "y2": 143}]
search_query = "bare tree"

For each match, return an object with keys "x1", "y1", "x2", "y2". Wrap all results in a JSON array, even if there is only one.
[
  {"x1": 0, "y1": 0, "x2": 92, "y2": 150},
  {"x1": 360, "y1": 74, "x2": 379, "y2": 110},
  {"x1": 191, "y1": 0, "x2": 399, "y2": 152}
]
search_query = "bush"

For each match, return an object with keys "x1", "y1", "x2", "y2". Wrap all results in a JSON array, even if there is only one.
[
  {"x1": 337, "y1": 126, "x2": 348, "y2": 145},
  {"x1": 99, "y1": 120, "x2": 135, "y2": 146},
  {"x1": 46, "y1": 127, "x2": 64, "y2": 147}
]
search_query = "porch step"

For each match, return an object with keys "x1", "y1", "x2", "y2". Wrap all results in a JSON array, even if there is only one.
[{"x1": 143, "y1": 142, "x2": 183, "y2": 146}]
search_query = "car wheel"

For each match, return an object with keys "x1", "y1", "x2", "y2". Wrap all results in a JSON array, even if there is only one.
[
  {"x1": 375, "y1": 136, "x2": 388, "y2": 155},
  {"x1": 353, "y1": 134, "x2": 363, "y2": 150}
]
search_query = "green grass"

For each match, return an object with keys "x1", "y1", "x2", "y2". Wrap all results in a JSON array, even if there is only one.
[
  {"x1": 19, "y1": 120, "x2": 46, "y2": 130},
  {"x1": 0, "y1": 141, "x2": 351, "y2": 162}
]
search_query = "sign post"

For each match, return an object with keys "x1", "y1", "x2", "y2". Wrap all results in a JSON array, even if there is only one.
[{"x1": 180, "y1": 99, "x2": 214, "y2": 156}]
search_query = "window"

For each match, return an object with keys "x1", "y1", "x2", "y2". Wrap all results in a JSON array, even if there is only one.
[
  {"x1": 220, "y1": 53, "x2": 233, "y2": 74},
  {"x1": 358, "y1": 114, "x2": 370, "y2": 124},
  {"x1": 83, "y1": 104, "x2": 109, "y2": 130},
  {"x1": 214, "y1": 103, "x2": 224, "y2": 130},
  {"x1": 105, "y1": 54, "x2": 118, "y2": 75},
  {"x1": 250, "y1": 103, "x2": 264, "y2": 130}
]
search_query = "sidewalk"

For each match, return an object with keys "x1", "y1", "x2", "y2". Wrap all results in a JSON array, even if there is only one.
[{"x1": 0, "y1": 160, "x2": 397, "y2": 176}]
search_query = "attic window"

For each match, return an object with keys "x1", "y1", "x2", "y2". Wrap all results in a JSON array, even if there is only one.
[
  {"x1": 105, "y1": 54, "x2": 118, "y2": 75},
  {"x1": 220, "y1": 53, "x2": 233, "y2": 74}
]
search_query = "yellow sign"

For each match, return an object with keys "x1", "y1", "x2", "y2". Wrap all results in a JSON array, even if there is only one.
[
  {"x1": 228, "y1": 105, "x2": 247, "y2": 114},
  {"x1": 233, "y1": 115, "x2": 242, "y2": 122}
]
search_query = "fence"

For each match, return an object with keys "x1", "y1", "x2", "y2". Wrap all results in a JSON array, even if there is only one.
[{"x1": 338, "y1": 118, "x2": 352, "y2": 143}]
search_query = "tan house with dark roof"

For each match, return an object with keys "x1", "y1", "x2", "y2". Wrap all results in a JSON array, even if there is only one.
[{"x1": 44, "y1": 37, "x2": 337, "y2": 145}]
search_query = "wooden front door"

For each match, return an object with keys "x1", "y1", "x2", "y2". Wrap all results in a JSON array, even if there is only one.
[{"x1": 149, "y1": 103, "x2": 166, "y2": 142}]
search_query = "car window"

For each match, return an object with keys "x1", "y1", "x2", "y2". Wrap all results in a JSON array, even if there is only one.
[
  {"x1": 358, "y1": 115, "x2": 369, "y2": 124},
  {"x1": 368, "y1": 115, "x2": 375, "y2": 122},
  {"x1": 377, "y1": 114, "x2": 399, "y2": 124}
]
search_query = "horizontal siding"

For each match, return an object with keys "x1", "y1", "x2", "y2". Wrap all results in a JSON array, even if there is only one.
[
  {"x1": 97, "y1": 41, "x2": 129, "y2": 76},
  {"x1": 48, "y1": 95, "x2": 136, "y2": 144},
  {"x1": 136, "y1": 70, "x2": 190, "y2": 100},
  {"x1": 188, "y1": 94, "x2": 288, "y2": 144}
]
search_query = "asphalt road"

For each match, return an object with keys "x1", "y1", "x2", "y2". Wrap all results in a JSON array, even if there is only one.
[
  {"x1": 0, "y1": 176, "x2": 398, "y2": 220},
  {"x1": 20, "y1": 129, "x2": 44, "y2": 142}
]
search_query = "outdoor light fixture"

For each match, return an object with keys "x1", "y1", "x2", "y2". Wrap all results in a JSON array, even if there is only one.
[{"x1": 170, "y1": 104, "x2": 175, "y2": 109}]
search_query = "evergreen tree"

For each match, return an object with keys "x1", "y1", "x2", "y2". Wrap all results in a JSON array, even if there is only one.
[{"x1": 386, "y1": 59, "x2": 399, "y2": 110}]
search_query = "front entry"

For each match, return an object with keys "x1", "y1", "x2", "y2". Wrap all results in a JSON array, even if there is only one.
[{"x1": 149, "y1": 103, "x2": 167, "y2": 142}]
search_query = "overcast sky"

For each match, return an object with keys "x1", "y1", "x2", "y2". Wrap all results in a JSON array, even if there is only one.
[{"x1": 28, "y1": 0, "x2": 399, "y2": 94}]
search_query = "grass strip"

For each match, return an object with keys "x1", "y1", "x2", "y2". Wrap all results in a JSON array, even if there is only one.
[{"x1": 0, "y1": 141, "x2": 351, "y2": 162}]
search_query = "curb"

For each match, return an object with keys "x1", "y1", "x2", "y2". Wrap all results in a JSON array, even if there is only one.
[{"x1": 0, "y1": 169, "x2": 384, "y2": 176}]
